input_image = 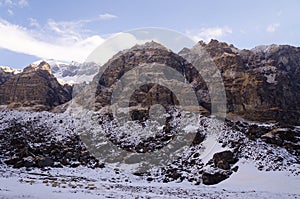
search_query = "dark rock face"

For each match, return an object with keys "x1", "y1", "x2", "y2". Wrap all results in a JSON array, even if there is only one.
[
  {"x1": 0, "y1": 61, "x2": 72, "y2": 111},
  {"x1": 179, "y1": 40, "x2": 300, "y2": 125},
  {"x1": 202, "y1": 171, "x2": 231, "y2": 185}
]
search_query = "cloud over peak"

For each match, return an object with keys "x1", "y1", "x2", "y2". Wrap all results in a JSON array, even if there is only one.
[{"x1": 186, "y1": 26, "x2": 232, "y2": 42}]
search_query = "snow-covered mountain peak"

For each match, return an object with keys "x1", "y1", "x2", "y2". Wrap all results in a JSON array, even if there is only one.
[
  {"x1": 0, "y1": 65, "x2": 22, "y2": 74},
  {"x1": 33, "y1": 59, "x2": 101, "y2": 84}
]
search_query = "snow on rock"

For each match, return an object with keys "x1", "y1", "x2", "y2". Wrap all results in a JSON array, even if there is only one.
[
  {"x1": 0, "y1": 109, "x2": 299, "y2": 198},
  {"x1": 0, "y1": 66, "x2": 21, "y2": 74}
]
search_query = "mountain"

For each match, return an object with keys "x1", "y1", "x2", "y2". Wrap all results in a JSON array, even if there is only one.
[
  {"x1": 92, "y1": 41, "x2": 210, "y2": 117},
  {"x1": 0, "y1": 61, "x2": 72, "y2": 111},
  {"x1": 0, "y1": 40, "x2": 299, "y2": 124},
  {"x1": 34, "y1": 59, "x2": 101, "y2": 84},
  {"x1": 0, "y1": 41, "x2": 299, "y2": 196},
  {"x1": 179, "y1": 40, "x2": 300, "y2": 125}
]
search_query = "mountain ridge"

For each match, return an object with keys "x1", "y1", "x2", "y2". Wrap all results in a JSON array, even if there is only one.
[{"x1": 0, "y1": 40, "x2": 299, "y2": 124}]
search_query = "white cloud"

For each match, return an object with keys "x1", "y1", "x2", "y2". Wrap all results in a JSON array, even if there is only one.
[
  {"x1": 7, "y1": 9, "x2": 13, "y2": 15},
  {"x1": 28, "y1": 18, "x2": 39, "y2": 28},
  {"x1": 0, "y1": 19, "x2": 104, "y2": 63},
  {"x1": 266, "y1": 23, "x2": 280, "y2": 33},
  {"x1": 1, "y1": 0, "x2": 28, "y2": 7},
  {"x1": 4, "y1": 0, "x2": 13, "y2": 6},
  {"x1": 18, "y1": 0, "x2": 28, "y2": 7},
  {"x1": 46, "y1": 19, "x2": 87, "y2": 41},
  {"x1": 186, "y1": 26, "x2": 232, "y2": 42},
  {"x1": 98, "y1": 13, "x2": 118, "y2": 20}
]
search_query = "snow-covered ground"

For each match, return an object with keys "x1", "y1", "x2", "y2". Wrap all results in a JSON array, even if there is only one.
[
  {"x1": 0, "y1": 160, "x2": 299, "y2": 199},
  {"x1": 0, "y1": 110, "x2": 299, "y2": 198}
]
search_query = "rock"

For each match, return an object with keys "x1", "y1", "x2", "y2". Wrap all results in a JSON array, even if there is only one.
[
  {"x1": 13, "y1": 160, "x2": 24, "y2": 168},
  {"x1": 232, "y1": 166, "x2": 239, "y2": 172},
  {"x1": 70, "y1": 161, "x2": 81, "y2": 168},
  {"x1": 202, "y1": 171, "x2": 231, "y2": 185},
  {"x1": 213, "y1": 151, "x2": 237, "y2": 170},
  {"x1": 261, "y1": 128, "x2": 300, "y2": 155},
  {"x1": 36, "y1": 156, "x2": 54, "y2": 168},
  {"x1": 23, "y1": 156, "x2": 35, "y2": 167},
  {"x1": 216, "y1": 160, "x2": 230, "y2": 170},
  {"x1": 4, "y1": 157, "x2": 20, "y2": 166},
  {"x1": 191, "y1": 131, "x2": 205, "y2": 146}
]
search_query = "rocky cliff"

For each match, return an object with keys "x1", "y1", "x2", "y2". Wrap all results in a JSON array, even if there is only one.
[
  {"x1": 179, "y1": 40, "x2": 300, "y2": 125},
  {"x1": 92, "y1": 41, "x2": 210, "y2": 119},
  {"x1": 92, "y1": 40, "x2": 300, "y2": 125},
  {"x1": 0, "y1": 61, "x2": 72, "y2": 111}
]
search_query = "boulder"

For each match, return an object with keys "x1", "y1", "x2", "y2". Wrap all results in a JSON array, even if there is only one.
[
  {"x1": 213, "y1": 150, "x2": 237, "y2": 170},
  {"x1": 202, "y1": 171, "x2": 231, "y2": 185}
]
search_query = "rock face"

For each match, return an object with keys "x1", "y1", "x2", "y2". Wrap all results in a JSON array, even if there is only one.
[
  {"x1": 0, "y1": 61, "x2": 72, "y2": 111},
  {"x1": 179, "y1": 40, "x2": 300, "y2": 125},
  {"x1": 93, "y1": 41, "x2": 209, "y2": 117},
  {"x1": 92, "y1": 40, "x2": 300, "y2": 125}
]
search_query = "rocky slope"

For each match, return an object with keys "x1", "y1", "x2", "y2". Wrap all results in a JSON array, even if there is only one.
[
  {"x1": 0, "y1": 110, "x2": 299, "y2": 186},
  {"x1": 0, "y1": 61, "x2": 72, "y2": 111}
]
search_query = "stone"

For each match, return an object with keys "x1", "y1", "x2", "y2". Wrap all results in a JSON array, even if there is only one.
[
  {"x1": 232, "y1": 166, "x2": 239, "y2": 172},
  {"x1": 36, "y1": 156, "x2": 54, "y2": 168},
  {"x1": 202, "y1": 171, "x2": 230, "y2": 185},
  {"x1": 23, "y1": 156, "x2": 35, "y2": 168},
  {"x1": 213, "y1": 150, "x2": 237, "y2": 170}
]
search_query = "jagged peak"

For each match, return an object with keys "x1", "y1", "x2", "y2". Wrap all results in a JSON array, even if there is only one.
[
  {"x1": 23, "y1": 61, "x2": 52, "y2": 74},
  {"x1": 129, "y1": 40, "x2": 170, "y2": 52},
  {"x1": 251, "y1": 44, "x2": 280, "y2": 54},
  {"x1": 105, "y1": 41, "x2": 171, "y2": 65}
]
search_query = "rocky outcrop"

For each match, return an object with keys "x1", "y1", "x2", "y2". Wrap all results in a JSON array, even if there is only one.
[
  {"x1": 202, "y1": 170, "x2": 232, "y2": 185},
  {"x1": 0, "y1": 61, "x2": 72, "y2": 111},
  {"x1": 213, "y1": 150, "x2": 238, "y2": 170},
  {"x1": 179, "y1": 40, "x2": 300, "y2": 125}
]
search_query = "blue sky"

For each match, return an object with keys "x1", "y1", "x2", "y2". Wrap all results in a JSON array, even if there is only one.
[{"x1": 0, "y1": 0, "x2": 299, "y2": 68}]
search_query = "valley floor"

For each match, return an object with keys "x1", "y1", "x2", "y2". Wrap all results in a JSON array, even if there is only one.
[{"x1": 0, "y1": 160, "x2": 299, "y2": 199}]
